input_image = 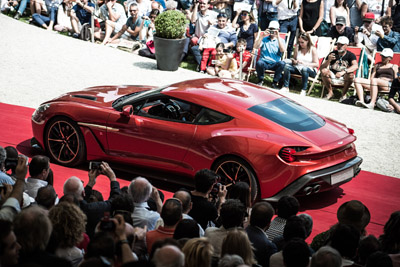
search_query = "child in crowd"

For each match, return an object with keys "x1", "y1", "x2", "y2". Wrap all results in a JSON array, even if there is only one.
[
  {"x1": 232, "y1": 38, "x2": 252, "y2": 78},
  {"x1": 206, "y1": 42, "x2": 237, "y2": 78}
]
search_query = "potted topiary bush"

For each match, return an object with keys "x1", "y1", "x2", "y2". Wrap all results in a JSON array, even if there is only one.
[{"x1": 154, "y1": 10, "x2": 188, "y2": 71}]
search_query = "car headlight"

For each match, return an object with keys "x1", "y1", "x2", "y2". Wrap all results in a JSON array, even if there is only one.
[{"x1": 32, "y1": 104, "x2": 51, "y2": 122}]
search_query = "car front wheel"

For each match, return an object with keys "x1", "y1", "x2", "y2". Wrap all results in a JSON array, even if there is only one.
[
  {"x1": 44, "y1": 117, "x2": 86, "y2": 166},
  {"x1": 213, "y1": 156, "x2": 259, "y2": 203}
]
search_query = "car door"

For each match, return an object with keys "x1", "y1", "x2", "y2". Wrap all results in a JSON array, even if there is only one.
[{"x1": 106, "y1": 95, "x2": 198, "y2": 170}]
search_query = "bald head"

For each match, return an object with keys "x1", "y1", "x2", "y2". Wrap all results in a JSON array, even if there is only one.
[
  {"x1": 153, "y1": 245, "x2": 185, "y2": 267},
  {"x1": 173, "y1": 191, "x2": 192, "y2": 214},
  {"x1": 63, "y1": 176, "x2": 84, "y2": 201},
  {"x1": 128, "y1": 177, "x2": 152, "y2": 203}
]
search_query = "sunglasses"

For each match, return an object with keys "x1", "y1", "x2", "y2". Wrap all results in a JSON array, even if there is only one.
[
  {"x1": 217, "y1": 13, "x2": 227, "y2": 18},
  {"x1": 241, "y1": 12, "x2": 249, "y2": 16},
  {"x1": 149, "y1": 15, "x2": 156, "y2": 18},
  {"x1": 130, "y1": 9, "x2": 138, "y2": 12}
]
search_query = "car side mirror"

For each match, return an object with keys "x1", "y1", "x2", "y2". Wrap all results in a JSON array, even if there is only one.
[{"x1": 121, "y1": 105, "x2": 132, "y2": 116}]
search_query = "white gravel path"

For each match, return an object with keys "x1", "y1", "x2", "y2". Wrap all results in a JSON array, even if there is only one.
[{"x1": 1, "y1": 14, "x2": 399, "y2": 178}]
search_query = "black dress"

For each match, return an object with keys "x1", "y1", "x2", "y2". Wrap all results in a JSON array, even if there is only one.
[{"x1": 302, "y1": 0, "x2": 322, "y2": 36}]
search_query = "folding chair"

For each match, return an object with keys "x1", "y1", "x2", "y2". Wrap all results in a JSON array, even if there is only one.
[{"x1": 320, "y1": 46, "x2": 365, "y2": 98}]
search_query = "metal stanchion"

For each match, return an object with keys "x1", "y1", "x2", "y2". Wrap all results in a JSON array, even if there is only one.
[
  {"x1": 239, "y1": 48, "x2": 243, "y2": 80},
  {"x1": 91, "y1": 12, "x2": 94, "y2": 43}
]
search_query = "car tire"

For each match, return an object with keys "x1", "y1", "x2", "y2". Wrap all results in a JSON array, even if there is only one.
[
  {"x1": 212, "y1": 156, "x2": 259, "y2": 203},
  {"x1": 44, "y1": 117, "x2": 86, "y2": 167}
]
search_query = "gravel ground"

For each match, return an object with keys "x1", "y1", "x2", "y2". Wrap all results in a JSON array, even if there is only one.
[{"x1": 1, "y1": 14, "x2": 399, "y2": 178}]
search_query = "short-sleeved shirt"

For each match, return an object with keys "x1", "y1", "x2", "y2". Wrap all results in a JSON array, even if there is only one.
[
  {"x1": 72, "y1": 2, "x2": 95, "y2": 25},
  {"x1": 125, "y1": 16, "x2": 143, "y2": 40},
  {"x1": 100, "y1": 2, "x2": 127, "y2": 26},
  {"x1": 194, "y1": 10, "x2": 218, "y2": 38},
  {"x1": 389, "y1": 78, "x2": 400, "y2": 101},
  {"x1": 238, "y1": 22, "x2": 258, "y2": 50},
  {"x1": 326, "y1": 49, "x2": 357, "y2": 74},
  {"x1": 234, "y1": 50, "x2": 252, "y2": 71},
  {"x1": 260, "y1": 36, "x2": 285, "y2": 64},
  {"x1": 356, "y1": 23, "x2": 383, "y2": 52}
]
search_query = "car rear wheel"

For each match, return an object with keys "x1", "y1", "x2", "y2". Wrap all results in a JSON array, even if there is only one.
[
  {"x1": 213, "y1": 156, "x2": 259, "y2": 203},
  {"x1": 44, "y1": 117, "x2": 86, "y2": 166}
]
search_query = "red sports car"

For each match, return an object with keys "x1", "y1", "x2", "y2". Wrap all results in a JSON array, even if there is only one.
[{"x1": 31, "y1": 78, "x2": 362, "y2": 201}]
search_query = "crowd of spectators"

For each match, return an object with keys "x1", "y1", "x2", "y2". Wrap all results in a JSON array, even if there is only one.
[
  {"x1": 1, "y1": 0, "x2": 400, "y2": 110},
  {"x1": 0, "y1": 144, "x2": 400, "y2": 267}
]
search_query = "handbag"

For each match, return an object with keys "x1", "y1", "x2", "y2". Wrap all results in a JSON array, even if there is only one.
[{"x1": 146, "y1": 40, "x2": 155, "y2": 54}]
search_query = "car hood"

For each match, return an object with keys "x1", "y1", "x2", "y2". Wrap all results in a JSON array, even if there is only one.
[
  {"x1": 47, "y1": 85, "x2": 155, "y2": 107},
  {"x1": 292, "y1": 118, "x2": 355, "y2": 149}
]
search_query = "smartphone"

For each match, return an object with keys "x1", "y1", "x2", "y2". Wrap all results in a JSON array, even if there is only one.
[{"x1": 89, "y1": 161, "x2": 102, "y2": 170}]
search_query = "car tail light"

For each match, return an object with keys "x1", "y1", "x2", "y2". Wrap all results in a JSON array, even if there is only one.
[
  {"x1": 279, "y1": 147, "x2": 297, "y2": 162},
  {"x1": 348, "y1": 128, "x2": 354, "y2": 135}
]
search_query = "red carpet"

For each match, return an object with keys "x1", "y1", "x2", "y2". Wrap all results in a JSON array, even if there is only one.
[{"x1": 1, "y1": 102, "x2": 399, "y2": 242}]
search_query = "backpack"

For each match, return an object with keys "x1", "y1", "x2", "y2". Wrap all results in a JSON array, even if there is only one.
[
  {"x1": 376, "y1": 98, "x2": 394, "y2": 112},
  {"x1": 79, "y1": 23, "x2": 91, "y2": 41}
]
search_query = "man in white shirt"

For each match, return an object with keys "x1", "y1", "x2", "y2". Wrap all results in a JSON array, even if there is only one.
[
  {"x1": 190, "y1": 0, "x2": 218, "y2": 45},
  {"x1": 277, "y1": 0, "x2": 299, "y2": 57},
  {"x1": 100, "y1": 0, "x2": 128, "y2": 44},
  {"x1": 25, "y1": 155, "x2": 50, "y2": 199},
  {"x1": 354, "y1": 12, "x2": 383, "y2": 61}
]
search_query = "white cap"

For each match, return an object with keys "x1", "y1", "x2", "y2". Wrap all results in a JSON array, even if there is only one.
[
  {"x1": 337, "y1": 36, "x2": 349, "y2": 45},
  {"x1": 268, "y1": 20, "x2": 280, "y2": 30},
  {"x1": 381, "y1": 48, "x2": 394, "y2": 58}
]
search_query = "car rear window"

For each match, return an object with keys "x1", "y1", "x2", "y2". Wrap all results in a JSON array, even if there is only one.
[{"x1": 248, "y1": 98, "x2": 325, "y2": 131}]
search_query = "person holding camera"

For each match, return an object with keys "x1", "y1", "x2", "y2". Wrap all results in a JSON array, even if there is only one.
[
  {"x1": 0, "y1": 146, "x2": 15, "y2": 186},
  {"x1": 354, "y1": 12, "x2": 383, "y2": 62},
  {"x1": 188, "y1": 169, "x2": 227, "y2": 230},
  {"x1": 63, "y1": 161, "x2": 121, "y2": 238},
  {"x1": 320, "y1": 36, "x2": 358, "y2": 100},
  {"x1": 253, "y1": 20, "x2": 286, "y2": 87},
  {"x1": 206, "y1": 42, "x2": 238, "y2": 77},
  {"x1": 68, "y1": 0, "x2": 95, "y2": 38}
]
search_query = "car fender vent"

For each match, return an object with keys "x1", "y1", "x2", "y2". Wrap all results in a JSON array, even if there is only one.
[{"x1": 71, "y1": 95, "x2": 97, "y2": 101}]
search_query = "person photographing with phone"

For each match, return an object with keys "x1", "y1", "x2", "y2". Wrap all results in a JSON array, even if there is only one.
[
  {"x1": 63, "y1": 161, "x2": 121, "y2": 238},
  {"x1": 354, "y1": 12, "x2": 383, "y2": 62}
]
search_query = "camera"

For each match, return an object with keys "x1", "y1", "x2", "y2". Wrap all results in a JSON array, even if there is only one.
[
  {"x1": 211, "y1": 60, "x2": 218, "y2": 65},
  {"x1": 99, "y1": 212, "x2": 115, "y2": 232},
  {"x1": 358, "y1": 27, "x2": 364, "y2": 32},
  {"x1": 211, "y1": 182, "x2": 221, "y2": 196},
  {"x1": 89, "y1": 161, "x2": 101, "y2": 170},
  {"x1": 5, "y1": 158, "x2": 18, "y2": 171}
]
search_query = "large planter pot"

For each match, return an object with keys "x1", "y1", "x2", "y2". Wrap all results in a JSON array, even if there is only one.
[{"x1": 154, "y1": 36, "x2": 187, "y2": 71}]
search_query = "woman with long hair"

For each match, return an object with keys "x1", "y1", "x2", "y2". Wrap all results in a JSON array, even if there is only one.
[
  {"x1": 354, "y1": 48, "x2": 398, "y2": 109},
  {"x1": 330, "y1": 0, "x2": 350, "y2": 26},
  {"x1": 299, "y1": 0, "x2": 324, "y2": 36},
  {"x1": 232, "y1": 9, "x2": 259, "y2": 51},
  {"x1": 221, "y1": 228, "x2": 257, "y2": 266},
  {"x1": 182, "y1": 237, "x2": 214, "y2": 267},
  {"x1": 281, "y1": 32, "x2": 319, "y2": 95}
]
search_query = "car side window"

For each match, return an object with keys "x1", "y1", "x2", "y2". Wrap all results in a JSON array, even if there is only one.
[
  {"x1": 197, "y1": 109, "x2": 232, "y2": 125},
  {"x1": 136, "y1": 97, "x2": 203, "y2": 123}
]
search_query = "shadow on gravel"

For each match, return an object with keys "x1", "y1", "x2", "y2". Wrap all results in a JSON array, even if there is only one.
[{"x1": 132, "y1": 62, "x2": 157, "y2": 70}]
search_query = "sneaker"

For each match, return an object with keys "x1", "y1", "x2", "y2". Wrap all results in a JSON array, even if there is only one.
[
  {"x1": 257, "y1": 81, "x2": 264, "y2": 86},
  {"x1": 271, "y1": 83, "x2": 280, "y2": 89},
  {"x1": 72, "y1": 33, "x2": 79, "y2": 39},
  {"x1": 300, "y1": 90, "x2": 306, "y2": 96},
  {"x1": 279, "y1": 87, "x2": 289, "y2": 93},
  {"x1": 199, "y1": 70, "x2": 205, "y2": 74},
  {"x1": 339, "y1": 95, "x2": 347, "y2": 103},
  {"x1": 14, "y1": 12, "x2": 21, "y2": 20},
  {"x1": 356, "y1": 100, "x2": 372, "y2": 109}
]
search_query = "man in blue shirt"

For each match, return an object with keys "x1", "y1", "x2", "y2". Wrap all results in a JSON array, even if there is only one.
[
  {"x1": 253, "y1": 20, "x2": 286, "y2": 88},
  {"x1": 377, "y1": 16, "x2": 400, "y2": 52}
]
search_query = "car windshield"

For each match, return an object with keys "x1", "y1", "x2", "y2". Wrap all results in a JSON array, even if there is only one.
[{"x1": 248, "y1": 98, "x2": 325, "y2": 132}]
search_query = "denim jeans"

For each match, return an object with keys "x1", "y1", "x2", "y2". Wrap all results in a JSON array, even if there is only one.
[
  {"x1": 283, "y1": 64, "x2": 316, "y2": 91},
  {"x1": 190, "y1": 45, "x2": 202, "y2": 66},
  {"x1": 256, "y1": 59, "x2": 285, "y2": 83},
  {"x1": 32, "y1": 6, "x2": 57, "y2": 26},
  {"x1": 259, "y1": 13, "x2": 278, "y2": 31},
  {"x1": 16, "y1": 0, "x2": 29, "y2": 15},
  {"x1": 279, "y1": 16, "x2": 297, "y2": 58}
]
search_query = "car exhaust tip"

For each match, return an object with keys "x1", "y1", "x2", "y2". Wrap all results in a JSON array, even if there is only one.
[
  {"x1": 303, "y1": 187, "x2": 313, "y2": 195},
  {"x1": 313, "y1": 184, "x2": 321, "y2": 194}
]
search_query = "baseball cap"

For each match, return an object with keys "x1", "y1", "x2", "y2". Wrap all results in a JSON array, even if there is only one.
[
  {"x1": 363, "y1": 12, "x2": 375, "y2": 21},
  {"x1": 268, "y1": 20, "x2": 280, "y2": 30},
  {"x1": 381, "y1": 48, "x2": 394, "y2": 58},
  {"x1": 336, "y1": 16, "x2": 346, "y2": 25},
  {"x1": 337, "y1": 36, "x2": 349, "y2": 45}
]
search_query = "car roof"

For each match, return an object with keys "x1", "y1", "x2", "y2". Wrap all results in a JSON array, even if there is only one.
[{"x1": 160, "y1": 78, "x2": 280, "y2": 113}]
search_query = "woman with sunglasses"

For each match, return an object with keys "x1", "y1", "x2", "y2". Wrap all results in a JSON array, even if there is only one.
[
  {"x1": 281, "y1": 32, "x2": 318, "y2": 95},
  {"x1": 354, "y1": 48, "x2": 398, "y2": 109},
  {"x1": 142, "y1": 8, "x2": 160, "y2": 41},
  {"x1": 232, "y1": 8, "x2": 258, "y2": 51}
]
